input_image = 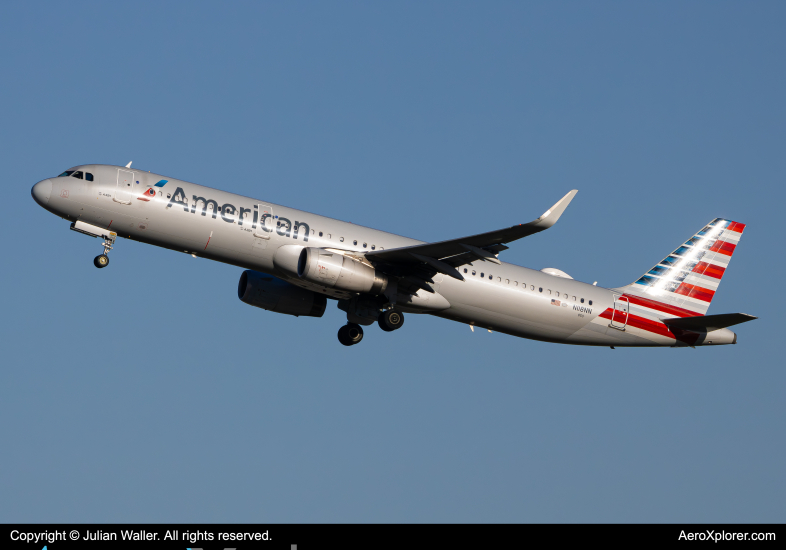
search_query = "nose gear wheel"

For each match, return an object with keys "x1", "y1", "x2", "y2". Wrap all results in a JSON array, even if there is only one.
[{"x1": 94, "y1": 254, "x2": 109, "y2": 268}]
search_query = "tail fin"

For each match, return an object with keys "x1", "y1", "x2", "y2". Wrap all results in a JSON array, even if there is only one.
[{"x1": 619, "y1": 218, "x2": 745, "y2": 316}]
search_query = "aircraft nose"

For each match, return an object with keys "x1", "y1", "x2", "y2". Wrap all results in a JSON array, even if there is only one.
[{"x1": 32, "y1": 178, "x2": 52, "y2": 206}]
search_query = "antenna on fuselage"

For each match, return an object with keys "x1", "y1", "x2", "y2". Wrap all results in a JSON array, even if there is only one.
[{"x1": 125, "y1": 161, "x2": 132, "y2": 168}]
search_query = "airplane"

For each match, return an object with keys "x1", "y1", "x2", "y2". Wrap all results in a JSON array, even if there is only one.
[{"x1": 31, "y1": 163, "x2": 756, "y2": 347}]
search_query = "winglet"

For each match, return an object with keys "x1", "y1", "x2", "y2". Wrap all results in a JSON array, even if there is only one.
[
  {"x1": 531, "y1": 190, "x2": 578, "y2": 229},
  {"x1": 125, "y1": 161, "x2": 133, "y2": 168}
]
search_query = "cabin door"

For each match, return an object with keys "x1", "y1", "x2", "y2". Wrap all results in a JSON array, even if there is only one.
[{"x1": 115, "y1": 169, "x2": 134, "y2": 204}]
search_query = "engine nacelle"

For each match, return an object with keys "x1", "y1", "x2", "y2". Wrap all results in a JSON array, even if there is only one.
[
  {"x1": 272, "y1": 244, "x2": 304, "y2": 277},
  {"x1": 297, "y1": 247, "x2": 388, "y2": 294},
  {"x1": 238, "y1": 270, "x2": 326, "y2": 317}
]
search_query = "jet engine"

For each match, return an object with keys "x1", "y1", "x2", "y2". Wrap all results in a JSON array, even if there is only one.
[
  {"x1": 238, "y1": 270, "x2": 326, "y2": 317},
  {"x1": 297, "y1": 247, "x2": 388, "y2": 294}
]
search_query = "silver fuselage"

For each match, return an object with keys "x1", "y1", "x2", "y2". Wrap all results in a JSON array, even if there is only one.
[{"x1": 31, "y1": 165, "x2": 737, "y2": 347}]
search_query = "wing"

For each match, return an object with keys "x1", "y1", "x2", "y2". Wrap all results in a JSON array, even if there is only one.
[{"x1": 365, "y1": 190, "x2": 577, "y2": 291}]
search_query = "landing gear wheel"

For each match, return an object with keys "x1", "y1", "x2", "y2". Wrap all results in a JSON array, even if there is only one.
[
  {"x1": 338, "y1": 325, "x2": 351, "y2": 346},
  {"x1": 94, "y1": 254, "x2": 109, "y2": 268},
  {"x1": 378, "y1": 309, "x2": 404, "y2": 332},
  {"x1": 338, "y1": 323, "x2": 364, "y2": 346}
]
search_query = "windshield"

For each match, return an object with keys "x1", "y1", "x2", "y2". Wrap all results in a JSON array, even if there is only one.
[{"x1": 57, "y1": 170, "x2": 93, "y2": 181}]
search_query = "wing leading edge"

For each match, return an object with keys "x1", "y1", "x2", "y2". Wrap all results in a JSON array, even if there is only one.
[{"x1": 365, "y1": 190, "x2": 578, "y2": 283}]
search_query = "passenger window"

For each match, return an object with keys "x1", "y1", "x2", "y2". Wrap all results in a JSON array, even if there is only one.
[
  {"x1": 497, "y1": 277, "x2": 501, "y2": 282},
  {"x1": 506, "y1": 279, "x2": 509, "y2": 284},
  {"x1": 539, "y1": 287, "x2": 542, "y2": 292},
  {"x1": 85, "y1": 173, "x2": 94, "y2": 181},
  {"x1": 548, "y1": 289, "x2": 552, "y2": 294},
  {"x1": 371, "y1": 245, "x2": 375, "y2": 250},
  {"x1": 531, "y1": 285, "x2": 534, "y2": 290},
  {"x1": 556, "y1": 292, "x2": 559, "y2": 297},
  {"x1": 464, "y1": 268, "x2": 468, "y2": 273},
  {"x1": 589, "y1": 300, "x2": 593, "y2": 305},
  {"x1": 72, "y1": 171, "x2": 84, "y2": 179},
  {"x1": 353, "y1": 240, "x2": 357, "y2": 245},
  {"x1": 488, "y1": 275, "x2": 492, "y2": 280},
  {"x1": 319, "y1": 231, "x2": 323, "y2": 237},
  {"x1": 328, "y1": 234, "x2": 331, "y2": 239},
  {"x1": 581, "y1": 298, "x2": 585, "y2": 303},
  {"x1": 340, "y1": 237, "x2": 344, "y2": 242},
  {"x1": 480, "y1": 273, "x2": 484, "y2": 278},
  {"x1": 514, "y1": 281, "x2": 518, "y2": 286},
  {"x1": 363, "y1": 243, "x2": 367, "y2": 248},
  {"x1": 572, "y1": 296, "x2": 576, "y2": 301},
  {"x1": 472, "y1": 270, "x2": 476, "y2": 276}
]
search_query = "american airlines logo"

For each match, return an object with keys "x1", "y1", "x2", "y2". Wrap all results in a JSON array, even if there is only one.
[
  {"x1": 165, "y1": 186, "x2": 310, "y2": 241},
  {"x1": 138, "y1": 179, "x2": 168, "y2": 201}
]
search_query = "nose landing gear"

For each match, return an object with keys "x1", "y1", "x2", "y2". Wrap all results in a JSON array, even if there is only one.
[
  {"x1": 338, "y1": 323, "x2": 364, "y2": 346},
  {"x1": 93, "y1": 233, "x2": 116, "y2": 269}
]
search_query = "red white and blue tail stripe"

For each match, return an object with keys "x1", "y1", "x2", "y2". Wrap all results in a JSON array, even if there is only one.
[{"x1": 620, "y1": 218, "x2": 745, "y2": 316}]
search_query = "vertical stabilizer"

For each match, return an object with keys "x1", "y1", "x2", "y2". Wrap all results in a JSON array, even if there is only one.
[{"x1": 618, "y1": 218, "x2": 745, "y2": 316}]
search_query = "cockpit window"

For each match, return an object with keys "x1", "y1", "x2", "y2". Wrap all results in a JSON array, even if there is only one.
[
  {"x1": 85, "y1": 173, "x2": 94, "y2": 181},
  {"x1": 72, "y1": 171, "x2": 84, "y2": 179},
  {"x1": 58, "y1": 170, "x2": 75, "y2": 177}
]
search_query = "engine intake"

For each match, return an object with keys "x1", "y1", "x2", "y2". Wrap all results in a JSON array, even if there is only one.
[
  {"x1": 238, "y1": 270, "x2": 326, "y2": 317},
  {"x1": 298, "y1": 247, "x2": 388, "y2": 294}
]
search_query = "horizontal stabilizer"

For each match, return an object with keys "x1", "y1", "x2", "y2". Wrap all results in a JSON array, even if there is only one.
[{"x1": 661, "y1": 313, "x2": 757, "y2": 332}]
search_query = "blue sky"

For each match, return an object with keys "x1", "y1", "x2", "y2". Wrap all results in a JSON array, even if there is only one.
[{"x1": 1, "y1": 1, "x2": 784, "y2": 522}]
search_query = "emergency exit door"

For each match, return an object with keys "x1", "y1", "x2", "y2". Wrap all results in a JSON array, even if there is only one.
[{"x1": 252, "y1": 203, "x2": 274, "y2": 251}]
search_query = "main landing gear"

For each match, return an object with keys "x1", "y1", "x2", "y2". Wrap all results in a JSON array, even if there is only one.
[
  {"x1": 338, "y1": 323, "x2": 364, "y2": 346},
  {"x1": 378, "y1": 309, "x2": 405, "y2": 332},
  {"x1": 93, "y1": 233, "x2": 116, "y2": 269},
  {"x1": 336, "y1": 309, "x2": 406, "y2": 346}
]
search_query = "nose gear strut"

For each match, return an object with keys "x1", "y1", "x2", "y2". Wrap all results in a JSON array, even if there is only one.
[
  {"x1": 70, "y1": 221, "x2": 117, "y2": 269},
  {"x1": 93, "y1": 232, "x2": 116, "y2": 268}
]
